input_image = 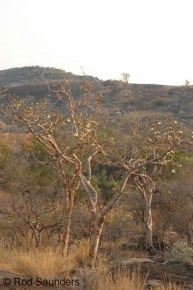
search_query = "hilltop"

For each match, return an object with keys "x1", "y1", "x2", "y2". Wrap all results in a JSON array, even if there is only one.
[
  {"x1": 1, "y1": 66, "x2": 193, "y2": 125},
  {"x1": 0, "y1": 66, "x2": 98, "y2": 88}
]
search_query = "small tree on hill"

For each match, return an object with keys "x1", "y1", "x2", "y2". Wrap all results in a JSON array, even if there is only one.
[{"x1": 121, "y1": 73, "x2": 130, "y2": 83}]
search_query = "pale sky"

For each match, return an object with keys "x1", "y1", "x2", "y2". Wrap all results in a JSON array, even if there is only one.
[{"x1": 0, "y1": 0, "x2": 193, "y2": 85}]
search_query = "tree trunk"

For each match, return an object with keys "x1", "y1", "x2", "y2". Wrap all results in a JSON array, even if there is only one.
[
  {"x1": 89, "y1": 213, "x2": 104, "y2": 262},
  {"x1": 62, "y1": 206, "x2": 73, "y2": 256},
  {"x1": 144, "y1": 201, "x2": 155, "y2": 253}
]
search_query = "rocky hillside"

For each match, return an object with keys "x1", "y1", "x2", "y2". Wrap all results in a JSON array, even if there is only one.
[{"x1": 1, "y1": 66, "x2": 193, "y2": 124}]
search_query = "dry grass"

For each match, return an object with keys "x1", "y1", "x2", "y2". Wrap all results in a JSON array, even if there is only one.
[
  {"x1": 157, "y1": 284, "x2": 181, "y2": 290},
  {"x1": 0, "y1": 241, "x2": 183, "y2": 289},
  {"x1": 71, "y1": 238, "x2": 90, "y2": 266},
  {"x1": 0, "y1": 239, "x2": 90, "y2": 278},
  {"x1": 0, "y1": 247, "x2": 74, "y2": 278},
  {"x1": 83, "y1": 263, "x2": 181, "y2": 290},
  {"x1": 84, "y1": 269, "x2": 145, "y2": 290}
]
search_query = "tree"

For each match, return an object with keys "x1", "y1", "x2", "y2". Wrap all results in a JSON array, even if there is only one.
[
  {"x1": 0, "y1": 182, "x2": 63, "y2": 249},
  {"x1": 3, "y1": 90, "x2": 81, "y2": 255},
  {"x1": 127, "y1": 122, "x2": 191, "y2": 253},
  {"x1": 3, "y1": 82, "x2": 191, "y2": 262},
  {"x1": 2, "y1": 82, "x2": 127, "y2": 261},
  {"x1": 121, "y1": 73, "x2": 130, "y2": 83},
  {"x1": 185, "y1": 80, "x2": 190, "y2": 87}
]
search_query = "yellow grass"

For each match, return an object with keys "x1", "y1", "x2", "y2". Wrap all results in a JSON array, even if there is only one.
[
  {"x1": 0, "y1": 248, "x2": 74, "y2": 278},
  {"x1": 0, "y1": 241, "x2": 182, "y2": 289},
  {"x1": 0, "y1": 239, "x2": 90, "y2": 278},
  {"x1": 83, "y1": 264, "x2": 181, "y2": 290}
]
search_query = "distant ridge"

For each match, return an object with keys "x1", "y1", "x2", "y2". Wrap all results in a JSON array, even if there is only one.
[
  {"x1": 0, "y1": 66, "x2": 98, "y2": 88},
  {"x1": 1, "y1": 66, "x2": 193, "y2": 125}
]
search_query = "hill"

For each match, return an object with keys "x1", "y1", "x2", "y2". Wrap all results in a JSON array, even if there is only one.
[
  {"x1": 0, "y1": 66, "x2": 98, "y2": 88},
  {"x1": 1, "y1": 66, "x2": 193, "y2": 126}
]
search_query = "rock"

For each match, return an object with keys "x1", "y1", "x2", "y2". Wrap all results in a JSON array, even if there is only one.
[
  {"x1": 68, "y1": 244, "x2": 78, "y2": 253},
  {"x1": 116, "y1": 257, "x2": 155, "y2": 266},
  {"x1": 145, "y1": 279, "x2": 161, "y2": 289},
  {"x1": 111, "y1": 257, "x2": 193, "y2": 289}
]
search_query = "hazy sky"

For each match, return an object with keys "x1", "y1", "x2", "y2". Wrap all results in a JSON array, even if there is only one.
[{"x1": 1, "y1": 0, "x2": 193, "y2": 84}]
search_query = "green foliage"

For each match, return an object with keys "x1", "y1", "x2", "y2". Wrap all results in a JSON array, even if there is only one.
[
  {"x1": 27, "y1": 140, "x2": 56, "y2": 186},
  {"x1": 31, "y1": 140, "x2": 50, "y2": 161},
  {"x1": 29, "y1": 164, "x2": 56, "y2": 186},
  {"x1": 160, "y1": 149, "x2": 192, "y2": 180},
  {"x1": 173, "y1": 149, "x2": 193, "y2": 164},
  {"x1": 92, "y1": 166, "x2": 119, "y2": 202}
]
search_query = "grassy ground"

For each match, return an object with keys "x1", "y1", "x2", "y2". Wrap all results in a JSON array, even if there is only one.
[{"x1": 0, "y1": 241, "x2": 181, "y2": 290}]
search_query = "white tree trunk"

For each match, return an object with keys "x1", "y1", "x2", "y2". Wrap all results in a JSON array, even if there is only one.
[
  {"x1": 61, "y1": 205, "x2": 73, "y2": 256},
  {"x1": 89, "y1": 216, "x2": 104, "y2": 262},
  {"x1": 145, "y1": 201, "x2": 154, "y2": 252}
]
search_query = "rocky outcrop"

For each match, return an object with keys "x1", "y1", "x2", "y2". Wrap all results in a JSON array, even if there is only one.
[{"x1": 112, "y1": 257, "x2": 193, "y2": 289}]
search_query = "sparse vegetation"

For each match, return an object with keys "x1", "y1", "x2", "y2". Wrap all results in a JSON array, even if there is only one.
[{"x1": 0, "y1": 69, "x2": 193, "y2": 288}]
